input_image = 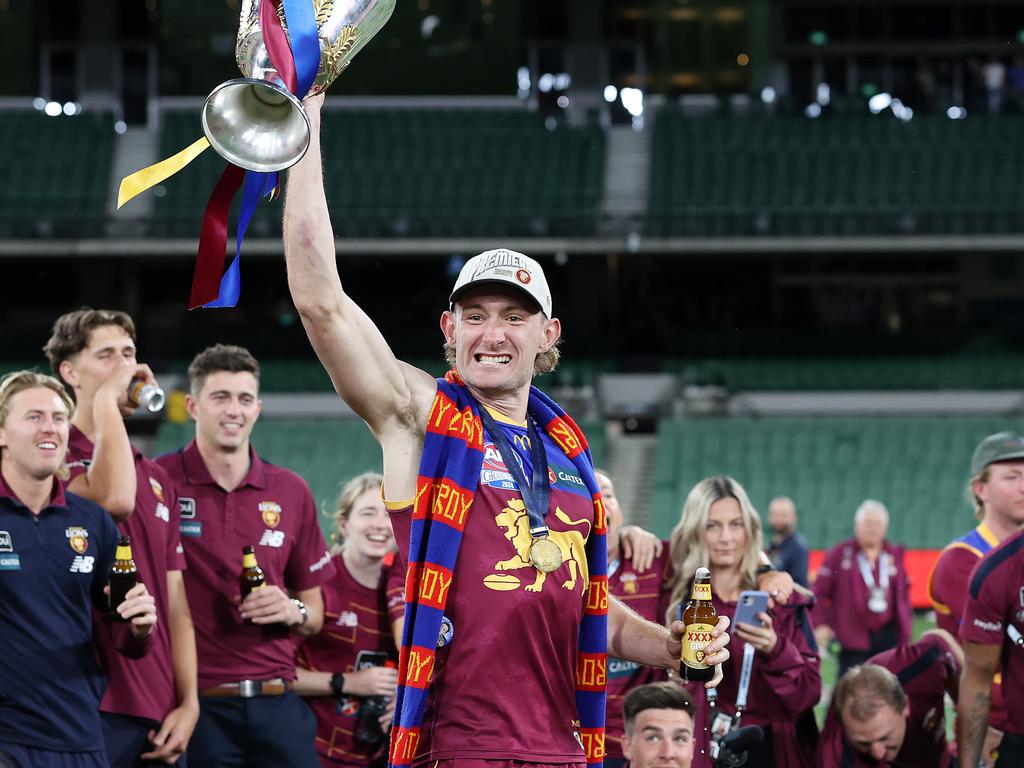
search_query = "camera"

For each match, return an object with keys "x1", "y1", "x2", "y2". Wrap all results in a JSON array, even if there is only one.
[{"x1": 711, "y1": 725, "x2": 763, "y2": 767}]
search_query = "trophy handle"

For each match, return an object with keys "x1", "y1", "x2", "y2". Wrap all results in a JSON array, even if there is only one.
[{"x1": 202, "y1": 78, "x2": 311, "y2": 172}]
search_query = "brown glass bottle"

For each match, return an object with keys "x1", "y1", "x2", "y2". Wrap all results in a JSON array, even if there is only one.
[
  {"x1": 108, "y1": 535, "x2": 138, "y2": 621},
  {"x1": 239, "y1": 545, "x2": 265, "y2": 624},
  {"x1": 680, "y1": 566, "x2": 717, "y2": 682}
]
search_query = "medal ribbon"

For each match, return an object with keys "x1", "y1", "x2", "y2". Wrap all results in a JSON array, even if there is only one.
[
  {"x1": 856, "y1": 552, "x2": 890, "y2": 593},
  {"x1": 476, "y1": 405, "x2": 551, "y2": 537}
]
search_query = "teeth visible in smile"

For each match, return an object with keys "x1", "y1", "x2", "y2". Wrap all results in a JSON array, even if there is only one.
[
  {"x1": 367, "y1": 534, "x2": 389, "y2": 542},
  {"x1": 478, "y1": 355, "x2": 511, "y2": 364},
  {"x1": 38, "y1": 442, "x2": 57, "y2": 449}
]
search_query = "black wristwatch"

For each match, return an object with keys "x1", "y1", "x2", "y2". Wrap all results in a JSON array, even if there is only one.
[
  {"x1": 330, "y1": 672, "x2": 346, "y2": 699},
  {"x1": 755, "y1": 563, "x2": 776, "y2": 576}
]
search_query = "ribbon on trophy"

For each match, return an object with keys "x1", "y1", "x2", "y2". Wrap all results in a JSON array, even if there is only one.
[{"x1": 116, "y1": 0, "x2": 319, "y2": 309}]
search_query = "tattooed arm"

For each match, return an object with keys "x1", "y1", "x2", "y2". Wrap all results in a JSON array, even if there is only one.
[{"x1": 957, "y1": 640, "x2": 1001, "y2": 767}]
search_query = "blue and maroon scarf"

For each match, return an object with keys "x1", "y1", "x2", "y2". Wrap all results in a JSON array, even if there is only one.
[{"x1": 388, "y1": 371, "x2": 609, "y2": 765}]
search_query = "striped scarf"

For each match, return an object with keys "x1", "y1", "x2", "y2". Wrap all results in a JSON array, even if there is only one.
[{"x1": 388, "y1": 371, "x2": 609, "y2": 765}]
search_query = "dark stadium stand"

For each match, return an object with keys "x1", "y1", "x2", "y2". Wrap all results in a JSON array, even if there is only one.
[
  {"x1": 651, "y1": 415, "x2": 1024, "y2": 550},
  {"x1": 0, "y1": 111, "x2": 116, "y2": 238},
  {"x1": 648, "y1": 111, "x2": 1024, "y2": 237},
  {"x1": 150, "y1": 108, "x2": 606, "y2": 239}
]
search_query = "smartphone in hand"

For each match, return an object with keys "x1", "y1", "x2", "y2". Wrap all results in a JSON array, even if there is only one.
[{"x1": 731, "y1": 590, "x2": 770, "y2": 632}]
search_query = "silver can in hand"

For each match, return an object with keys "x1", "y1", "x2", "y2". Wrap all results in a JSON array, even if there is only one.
[{"x1": 128, "y1": 378, "x2": 165, "y2": 413}]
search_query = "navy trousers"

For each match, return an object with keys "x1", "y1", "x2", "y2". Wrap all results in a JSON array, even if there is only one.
[
  {"x1": 0, "y1": 745, "x2": 108, "y2": 768},
  {"x1": 186, "y1": 692, "x2": 318, "y2": 768},
  {"x1": 101, "y1": 712, "x2": 188, "y2": 768}
]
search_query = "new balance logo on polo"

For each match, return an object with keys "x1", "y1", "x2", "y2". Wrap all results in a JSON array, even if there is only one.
[
  {"x1": 155, "y1": 503, "x2": 170, "y2": 522},
  {"x1": 69, "y1": 555, "x2": 95, "y2": 574},
  {"x1": 259, "y1": 529, "x2": 285, "y2": 547}
]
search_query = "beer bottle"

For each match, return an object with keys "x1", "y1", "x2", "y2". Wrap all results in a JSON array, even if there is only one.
[
  {"x1": 108, "y1": 535, "x2": 138, "y2": 621},
  {"x1": 240, "y1": 545, "x2": 265, "y2": 624},
  {"x1": 680, "y1": 566, "x2": 717, "y2": 683}
]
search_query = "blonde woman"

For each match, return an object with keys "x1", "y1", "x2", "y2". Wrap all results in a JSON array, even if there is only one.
[
  {"x1": 294, "y1": 472, "x2": 404, "y2": 767},
  {"x1": 665, "y1": 476, "x2": 820, "y2": 768}
]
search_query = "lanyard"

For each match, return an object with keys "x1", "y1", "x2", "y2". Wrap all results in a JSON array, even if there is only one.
[
  {"x1": 608, "y1": 557, "x2": 621, "y2": 579},
  {"x1": 476, "y1": 406, "x2": 551, "y2": 537},
  {"x1": 706, "y1": 642, "x2": 755, "y2": 727},
  {"x1": 857, "y1": 551, "x2": 890, "y2": 592}
]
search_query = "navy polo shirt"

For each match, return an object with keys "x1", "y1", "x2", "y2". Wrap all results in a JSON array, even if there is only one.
[{"x1": 0, "y1": 473, "x2": 121, "y2": 753}]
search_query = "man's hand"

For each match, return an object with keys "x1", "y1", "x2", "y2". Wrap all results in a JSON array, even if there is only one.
[
  {"x1": 140, "y1": 699, "x2": 199, "y2": 764},
  {"x1": 735, "y1": 612, "x2": 778, "y2": 655},
  {"x1": 341, "y1": 666, "x2": 399, "y2": 698},
  {"x1": 757, "y1": 570, "x2": 794, "y2": 606},
  {"x1": 108, "y1": 582, "x2": 157, "y2": 639},
  {"x1": 238, "y1": 585, "x2": 304, "y2": 626},
  {"x1": 668, "y1": 614, "x2": 731, "y2": 688},
  {"x1": 96, "y1": 362, "x2": 158, "y2": 414},
  {"x1": 981, "y1": 726, "x2": 1003, "y2": 768},
  {"x1": 620, "y1": 526, "x2": 663, "y2": 572}
]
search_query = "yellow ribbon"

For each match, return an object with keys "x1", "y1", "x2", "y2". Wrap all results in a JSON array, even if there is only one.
[{"x1": 117, "y1": 136, "x2": 211, "y2": 209}]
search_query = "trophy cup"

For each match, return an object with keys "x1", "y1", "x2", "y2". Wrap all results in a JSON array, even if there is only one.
[{"x1": 202, "y1": 0, "x2": 396, "y2": 173}]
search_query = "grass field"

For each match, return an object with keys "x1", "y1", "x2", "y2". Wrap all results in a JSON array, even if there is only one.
[{"x1": 814, "y1": 611, "x2": 951, "y2": 732}]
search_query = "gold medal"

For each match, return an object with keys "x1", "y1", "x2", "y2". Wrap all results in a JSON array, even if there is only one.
[{"x1": 530, "y1": 537, "x2": 563, "y2": 573}]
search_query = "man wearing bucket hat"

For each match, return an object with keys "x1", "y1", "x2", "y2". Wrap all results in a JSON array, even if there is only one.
[
  {"x1": 282, "y1": 93, "x2": 731, "y2": 767},
  {"x1": 928, "y1": 431, "x2": 1024, "y2": 764}
]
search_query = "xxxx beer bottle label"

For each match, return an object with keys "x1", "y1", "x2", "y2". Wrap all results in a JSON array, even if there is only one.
[
  {"x1": 680, "y1": 567, "x2": 716, "y2": 681},
  {"x1": 681, "y1": 622, "x2": 715, "y2": 668}
]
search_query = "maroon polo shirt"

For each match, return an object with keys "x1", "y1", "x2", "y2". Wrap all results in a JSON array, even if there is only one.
[
  {"x1": 67, "y1": 426, "x2": 186, "y2": 723},
  {"x1": 961, "y1": 528, "x2": 1024, "y2": 736},
  {"x1": 155, "y1": 440, "x2": 335, "y2": 689},
  {"x1": 604, "y1": 544, "x2": 672, "y2": 760},
  {"x1": 817, "y1": 633, "x2": 960, "y2": 768},
  {"x1": 296, "y1": 554, "x2": 399, "y2": 766}
]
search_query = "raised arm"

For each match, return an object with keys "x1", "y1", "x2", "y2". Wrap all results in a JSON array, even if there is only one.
[{"x1": 283, "y1": 95, "x2": 435, "y2": 438}]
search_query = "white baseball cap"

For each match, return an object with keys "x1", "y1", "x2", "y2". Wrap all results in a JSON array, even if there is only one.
[{"x1": 449, "y1": 248, "x2": 552, "y2": 317}]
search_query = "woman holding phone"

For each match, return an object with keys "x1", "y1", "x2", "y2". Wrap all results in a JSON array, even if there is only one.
[
  {"x1": 665, "y1": 476, "x2": 821, "y2": 768},
  {"x1": 294, "y1": 472, "x2": 404, "y2": 768}
]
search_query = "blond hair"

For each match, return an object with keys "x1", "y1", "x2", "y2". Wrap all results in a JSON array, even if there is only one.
[
  {"x1": 834, "y1": 663, "x2": 905, "y2": 723},
  {"x1": 968, "y1": 467, "x2": 991, "y2": 520},
  {"x1": 664, "y1": 476, "x2": 764, "y2": 625},
  {"x1": 331, "y1": 471, "x2": 384, "y2": 554},
  {"x1": 0, "y1": 370, "x2": 75, "y2": 480}
]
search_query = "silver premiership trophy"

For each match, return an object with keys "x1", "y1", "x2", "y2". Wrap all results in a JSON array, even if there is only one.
[{"x1": 202, "y1": 0, "x2": 396, "y2": 172}]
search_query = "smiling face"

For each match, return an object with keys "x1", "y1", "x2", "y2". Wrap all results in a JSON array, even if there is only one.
[
  {"x1": 0, "y1": 386, "x2": 70, "y2": 482},
  {"x1": 704, "y1": 497, "x2": 747, "y2": 570},
  {"x1": 59, "y1": 324, "x2": 138, "y2": 416},
  {"x1": 841, "y1": 702, "x2": 910, "y2": 763},
  {"x1": 186, "y1": 370, "x2": 261, "y2": 453},
  {"x1": 440, "y1": 285, "x2": 560, "y2": 399},
  {"x1": 339, "y1": 488, "x2": 394, "y2": 560}
]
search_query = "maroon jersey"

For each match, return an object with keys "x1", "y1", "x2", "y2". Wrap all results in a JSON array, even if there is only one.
[
  {"x1": 67, "y1": 426, "x2": 186, "y2": 722},
  {"x1": 296, "y1": 554, "x2": 399, "y2": 765},
  {"x1": 155, "y1": 440, "x2": 335, "y2": 688},
  {"x1": 817, "y1": 633, "x2": 960, "y2": 768},
  {"x1": 929, "y1": 523, "x2": 1000, "y2": 636},
  {"x1": 388, "y1": 415, "x2": 599, "y2": 764},
  {"x1": 812, "y1": 539, "x2": 912, "y2": 652},
  {"x1": 961, "y1": 528, "x2": 1024, "y2": 735},
  {"x1": 927, "y1": 522, "x2": 1008, "y2": 731},
  {"x1": 385, "y1": 547, "x2": 406, "y2": 626},
  {"x1": 604, "y1": 545, "x2": 672, "y2": 760}
]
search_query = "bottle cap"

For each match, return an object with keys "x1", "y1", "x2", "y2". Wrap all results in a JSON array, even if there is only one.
[{"x1": 695, "y1": 566, "x2": 711, "y2": 580}]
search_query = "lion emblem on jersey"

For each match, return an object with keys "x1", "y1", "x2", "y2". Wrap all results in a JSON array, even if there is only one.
[
  {"x1": 259, "y1": 501, "x2": 282, "y2": 528},
  {"x1": 491, "y1": 499, "x2": 590, "y2": 594}
]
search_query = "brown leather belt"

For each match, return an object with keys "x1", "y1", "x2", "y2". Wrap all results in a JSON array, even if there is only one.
[{"x1": 199, "y1": 679, "x2": 291, "y2": 698}]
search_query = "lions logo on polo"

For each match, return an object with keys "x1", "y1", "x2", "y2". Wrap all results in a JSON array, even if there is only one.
[
  {"x1": 149, "y1": 477, "x2": 165, "y2": 502},
  {"x1": 620, "y1": 572, "x2": 639, "y2": 595},
  {"x1": 259, "y1": 501, "x2": 282, "y2": 529},
  {"x1": 66, "y1": 526, "x2": 89, "y2": 554}
]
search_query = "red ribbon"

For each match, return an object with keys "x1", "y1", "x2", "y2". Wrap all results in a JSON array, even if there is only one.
[
  {"x1": 189, "y1": 163, "x2": 246, "y2": 309},
  {"x1": 261, "y1": 0, "x2": 298, "y2": 95}
]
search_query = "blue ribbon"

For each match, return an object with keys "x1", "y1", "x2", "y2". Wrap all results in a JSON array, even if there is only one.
[
  {"x1": 205, "y1": 0, "x2": 318, "y2": 308},
  {"x1": 281, "y1": 0, "x2": 320, "y2": 98}
]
